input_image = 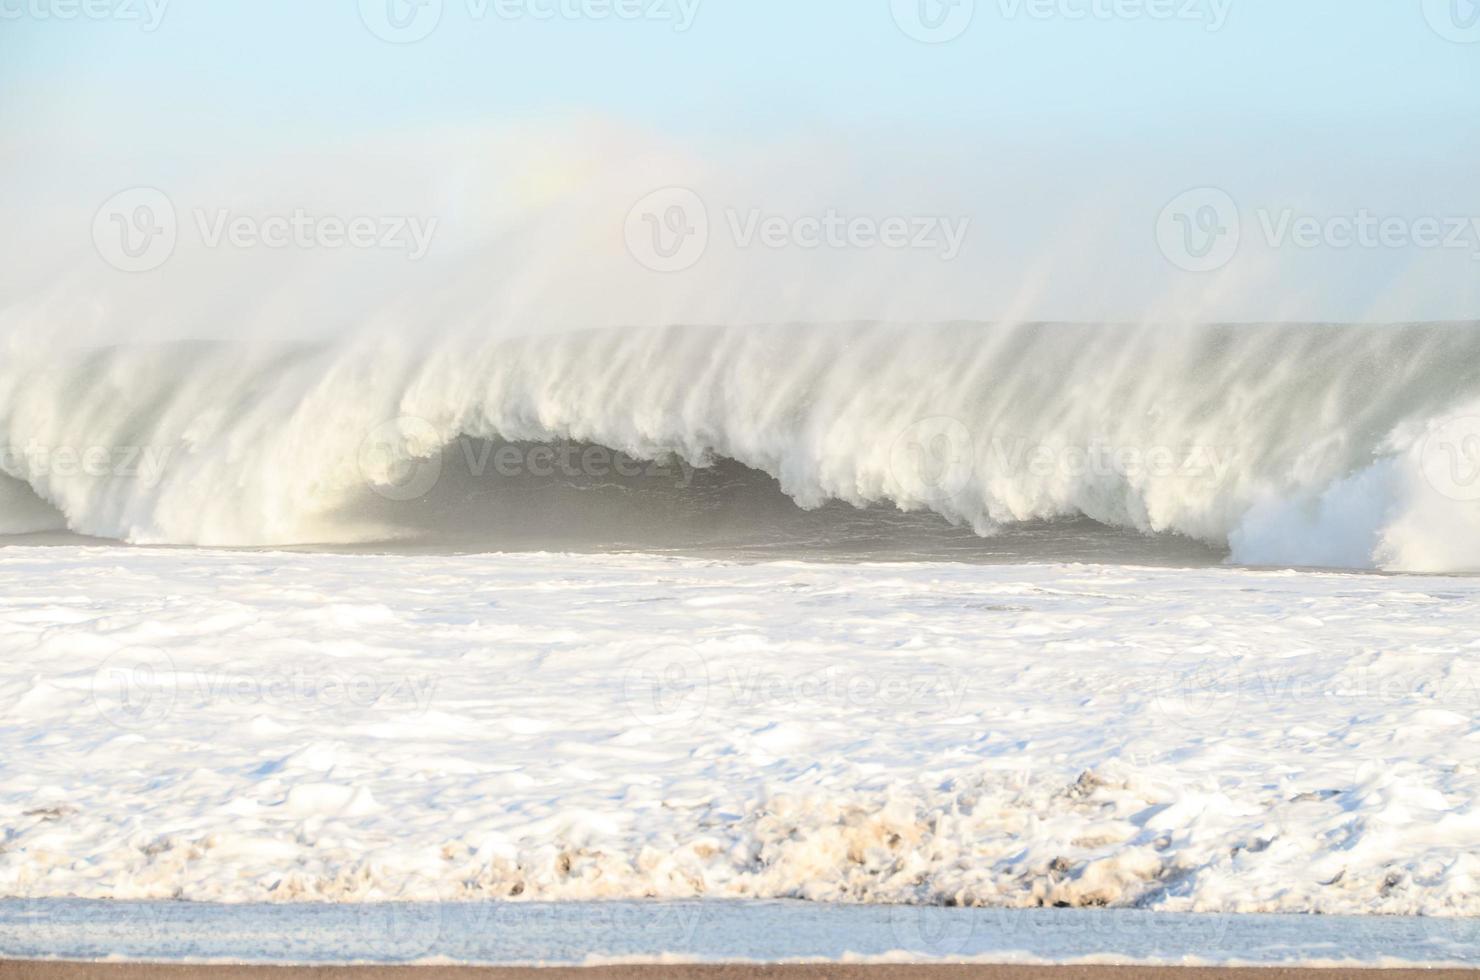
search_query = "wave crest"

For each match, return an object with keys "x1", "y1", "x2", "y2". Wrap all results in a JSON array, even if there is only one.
[{"x1": 3, "y1": 322, "x2": 1480, "y2": 571}]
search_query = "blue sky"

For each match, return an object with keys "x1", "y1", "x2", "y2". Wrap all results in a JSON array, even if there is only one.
[
  {"x1": 3, "y1": 1, "x2": 1478, "y2": 327},
  {"x1": 5, "y1": 0, "x2": 1475, "y2": 146}
]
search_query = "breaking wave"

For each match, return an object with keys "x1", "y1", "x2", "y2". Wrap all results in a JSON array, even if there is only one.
[{"x1": 3, "y1": 321, "x2": 1480, "y2": 572}]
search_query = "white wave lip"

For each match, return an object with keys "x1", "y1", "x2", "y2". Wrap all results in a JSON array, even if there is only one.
[
  {"x1": 3, "y1": 322, "x2": 1480, "y2": 571},
  {"x1": 2, "y1": 549, "x2": 1478, "y2": 912}
]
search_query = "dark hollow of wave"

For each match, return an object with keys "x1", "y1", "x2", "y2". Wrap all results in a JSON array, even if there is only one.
[{"x1": 323, "y1": 437, "x2": 1226, "y2": 566}]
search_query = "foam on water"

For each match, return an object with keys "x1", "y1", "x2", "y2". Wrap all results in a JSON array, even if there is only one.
[{"x1": 3, "y1": 547, "x2": 1479, "y2": 914}]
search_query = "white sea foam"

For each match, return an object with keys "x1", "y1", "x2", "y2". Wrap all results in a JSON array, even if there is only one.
[
  {"x1": 3, "y1": 322, "x2": 1480, "y2": 571},
  {"x1": 1, "y1": 547, "x2": 1478, "y2": 912}
]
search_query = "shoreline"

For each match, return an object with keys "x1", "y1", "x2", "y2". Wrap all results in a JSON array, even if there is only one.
[{"x1": 4, "y1": 962, "x2": 1480, "y2": 979}]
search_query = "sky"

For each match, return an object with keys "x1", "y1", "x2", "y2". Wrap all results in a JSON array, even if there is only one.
[
  {"x1": 3, "y1": 0, "x2": 1475, "y2": 141},
  {"x1": 2, "y1": 0, "x2": 1478, "y2": 330}
]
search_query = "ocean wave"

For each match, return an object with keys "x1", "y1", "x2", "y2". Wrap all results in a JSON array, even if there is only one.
[{"x1": 3, "y1": 321, "x2": 1480, "y2": 571}]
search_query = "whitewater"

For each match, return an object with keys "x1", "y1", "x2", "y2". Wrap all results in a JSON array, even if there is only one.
[
  {"x1": 2, "y1": 547, "x2": 1479, "y2": 916},
  {"x1": 3, "y1": 318, "x2": 1480, "y2": 924},
  {"x1": 3, "y1": 320, "x2": 1480, "y2": 572}
]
